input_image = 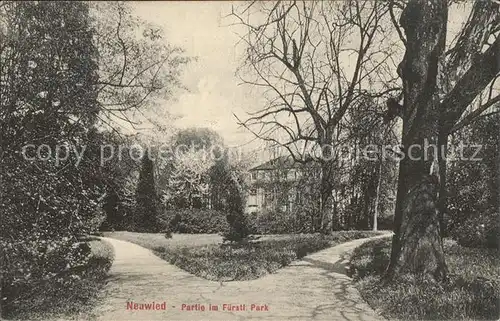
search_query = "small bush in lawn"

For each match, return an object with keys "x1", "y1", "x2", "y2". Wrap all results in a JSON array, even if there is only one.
[
  {"x1": 164, "y1": 229, "x2": 173, "y2": 239},
  {"x1": 222, "y1": 212, "x2": 251, "y2": 243}
]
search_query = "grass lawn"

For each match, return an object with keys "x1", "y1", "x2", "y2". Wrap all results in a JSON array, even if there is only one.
[
  {"x1": 10, "y1": 238, "x2": 115, "y2": 320},
  {"x1": 105, "y1": 230, "x2": 385, "y2": 281},
  {"x1": 102, "y1": 231, "x2": 224, "y2": 249},
  {"x1": 349, "y1": 238, "x2": 500, "y2": 320}
]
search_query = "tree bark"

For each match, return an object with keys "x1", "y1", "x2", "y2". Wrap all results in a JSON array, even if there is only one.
[
  {"x1": 386, "y1": 0, "x2": 448, "y2": 281},
  {"x1": 437, "y1": 132, "x2": 448, "y2": 237},
  {"x1": 319, "y1": 161, "x2": 334, "y2": 233}
]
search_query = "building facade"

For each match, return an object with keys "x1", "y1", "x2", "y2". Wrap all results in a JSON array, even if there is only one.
[{"x1": 244, "y1": 156, "x2": 320, "y2": 214}]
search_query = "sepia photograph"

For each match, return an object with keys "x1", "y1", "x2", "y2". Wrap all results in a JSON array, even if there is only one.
[{"x1": 0, "y1": 0, "x2": 499, "y2": 320}]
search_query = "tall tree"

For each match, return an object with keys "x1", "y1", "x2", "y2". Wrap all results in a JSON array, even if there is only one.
[
  {"x1": 0, "y1": 1, "x2": 101, "y2": 315},
  {"x1": 386, "y1": 0, "x2": 499, "y2": 280},
  {"x1": 232, "y1": 1, "x2": 400, "y2": 232},
  {"x1": 135, "y1": 149, "x2": 160, "y2": 232}
]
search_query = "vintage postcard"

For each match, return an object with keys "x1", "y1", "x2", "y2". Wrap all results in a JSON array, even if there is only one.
[{"x1": 1, "y1": 1, "x2": 498, "y2": 320}]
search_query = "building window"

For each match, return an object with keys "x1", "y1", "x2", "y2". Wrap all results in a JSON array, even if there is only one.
[
  {"x1": 251, "y1": 172, "x2": 257, "y2": 180},
  {"x1": 250, "y1": 188, "x2": 257, "y2": 196}
]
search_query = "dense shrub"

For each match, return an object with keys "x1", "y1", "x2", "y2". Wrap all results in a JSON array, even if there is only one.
[
  {"x1": 0, "y1": 2, "x2": 106, "y2": 316},
  {"x1": 446, "y1": 114, "x2": 499, "y2": 248},
  {"x1": 159, "y1": 209, "x2": 230, "y2": 234},
  {"x1": 247, "y1": 209, "x2": 390, "y2": 234},
  {"x1": 247, "y1": 209, "x2": 316, "y2": 234},
  {"x1": 4, "y1": 239, "x2": 114, "y2": 319},
  {"x1": 450, "y1": 209, "x2": 499, "y2": 249},
  {"x1": 1, "y1": 158, "x2": 107, "y2": 316},
  {"x1": 377, "y1": 215, "x2": 394, "y2": 231}
]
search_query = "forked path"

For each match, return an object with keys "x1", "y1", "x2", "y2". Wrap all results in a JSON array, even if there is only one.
[{"x1": 91, "y1": 234, "x2": 390, "y2": 321}]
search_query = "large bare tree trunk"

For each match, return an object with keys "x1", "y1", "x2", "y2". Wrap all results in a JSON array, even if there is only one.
[{"x1": 386, "y1": 0, "x2": 448, "y2": 281}]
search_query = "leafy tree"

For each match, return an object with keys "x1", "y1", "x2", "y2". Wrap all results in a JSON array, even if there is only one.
[
  {"x1": 135, "y1": 149, "x2": 160, "y2": 232},
  {"x1": 93, "y1": 132, "x2": 139, "y2": 231},
  {"x1": 89, "y1": 2, "x2": 191, "y2": 127},
  {"x1": 171, "y1": 127, "x2": 224, "y2": 149},
  {"x1": 159, "y1": 127, "x2": 223, "y2": 209},
  {"x1": 154, "y1": 127, "x2": 250, "y2": 240},
  {"x1": 167, "y1": 148, "x2": 213, "y2": 209},
  {"x1": 0, "y1": 1, "x2": 189, "y2": 315},
  {"x1": 0, "y1": 1, "x2": 101, "y2": 315},
  {"x1": 220, "y1": 163, "x2": 250, "y2": 242}
]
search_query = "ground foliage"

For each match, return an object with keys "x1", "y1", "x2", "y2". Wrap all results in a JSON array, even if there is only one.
[{"x1": 349, "y1": 238, "x2": 500, "y2": 320}]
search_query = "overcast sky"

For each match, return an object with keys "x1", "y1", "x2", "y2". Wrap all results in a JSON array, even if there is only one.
[
  {"x1": 130, "y1": 1, "x2": 267, "y2": 153},
  {"x1": 128, "y1": 1, "x2": 472, "y2": 160}
]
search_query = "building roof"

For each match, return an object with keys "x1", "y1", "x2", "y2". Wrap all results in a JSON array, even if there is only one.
[{"x1": 249, "y1": 155, "x2": 316, "y2": 171}]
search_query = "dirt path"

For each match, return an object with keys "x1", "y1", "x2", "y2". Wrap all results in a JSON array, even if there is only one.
[{"x1": 90, "y1": 235, "x2": 390, "y2": 320}]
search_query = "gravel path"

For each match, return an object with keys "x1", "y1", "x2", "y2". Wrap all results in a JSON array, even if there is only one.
[{"x1": 90, "y1": 234, "x2": 390, "y2": 321}]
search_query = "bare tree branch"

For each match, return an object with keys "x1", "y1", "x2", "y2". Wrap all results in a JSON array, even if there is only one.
[
  {"x1": 450, "y1": 94, "x2": 500, "y2": 133},
  {"x1": 440, "y1": 34, "x2": 500, "y2": 134}
]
